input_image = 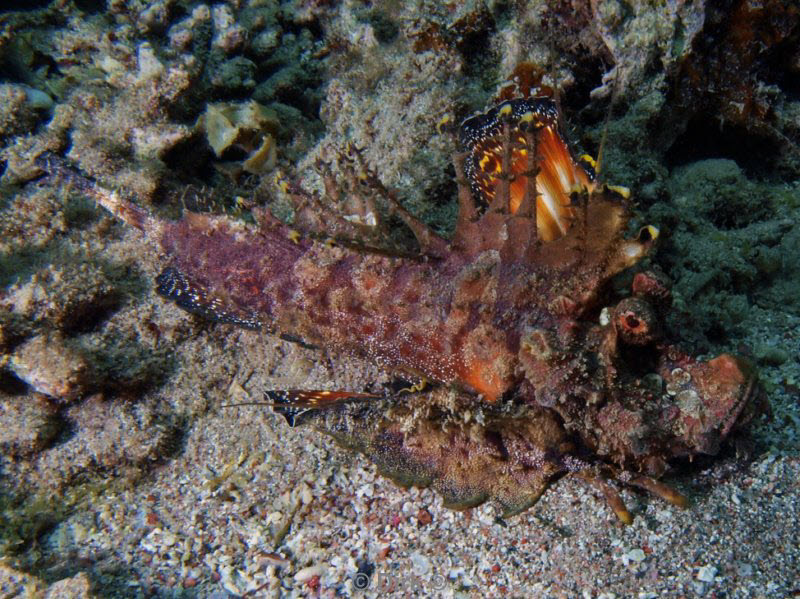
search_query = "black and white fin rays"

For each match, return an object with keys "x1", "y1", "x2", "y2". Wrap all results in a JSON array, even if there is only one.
[{"x1": 155, "y1": 267, "x2": 263, "y2": 331}]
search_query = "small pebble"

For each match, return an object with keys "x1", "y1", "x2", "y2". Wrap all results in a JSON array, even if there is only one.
[
  {"x1": 736, "y1": 562, "x2": 753, "y2": 577},
  {"x1": 416, "y1": 508, "x2": 433, "y2": 526},
  {"x1": 294, "y1": 564, "x2": 325, "y2": 583},
  {"x1": 182, "y1": 577, "x2": 197, "y2": 589},
  {"x1": 409, "y1": 552, "x2": 432, "y2": 576},
  {"x1": 626, "y1": 548, "x2": 646, "y2": 563},
  {"x1": 696, "y1": 564, "x2": 717, "y2": 583}
]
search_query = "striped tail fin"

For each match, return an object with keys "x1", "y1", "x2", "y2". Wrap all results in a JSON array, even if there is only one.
[{"x1": 266, "y1": 390, "x2": 382, "y2": 427}]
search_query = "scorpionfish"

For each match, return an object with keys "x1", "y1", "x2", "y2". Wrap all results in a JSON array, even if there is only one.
[{"x1": 37, "y1": 89, "x2": 760, "y2": 524}]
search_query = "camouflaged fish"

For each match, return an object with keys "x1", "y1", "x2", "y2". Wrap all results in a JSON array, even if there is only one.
[{"x1": 36, "y1": 94, "x2": 759, "y2": 524}]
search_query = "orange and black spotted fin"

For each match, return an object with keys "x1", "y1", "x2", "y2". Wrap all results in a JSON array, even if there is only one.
[
  {"x1": 156, "y1": 267, "x2": 263, "y2": 331},
  {"x1": 459, "y1": 97, "x2": 596, "y2": 242},
  {"x1": 267, "y1": 389, "x2": 382, "y2": 427}
]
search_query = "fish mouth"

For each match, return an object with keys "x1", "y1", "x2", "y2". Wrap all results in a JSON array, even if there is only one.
[{"x1": 664, "y1": 353, "x2": 760, "y2": 456}]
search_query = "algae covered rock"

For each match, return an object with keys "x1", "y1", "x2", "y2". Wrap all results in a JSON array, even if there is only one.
[
  {"x1": 0, "y1": 83, "x2": 51, "y2": 140},
  {"x1": 8, "y1": 334, "x2": 89, "y2": 402},
  {"x1": 0, "y1": 392, "x2": 61, "y2": 457},
  {"x1": 647, "y1": 158, "x2": 793, "y2": 348}
]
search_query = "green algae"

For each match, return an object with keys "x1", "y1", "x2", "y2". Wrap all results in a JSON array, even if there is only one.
[{"x1": 643, "y1": 158, "x2": 797, "y2": 350}]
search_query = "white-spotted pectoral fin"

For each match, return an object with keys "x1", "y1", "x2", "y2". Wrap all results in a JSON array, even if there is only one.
[{"x1": 155, "y1": 267, "x2": 263, "y2": 330}]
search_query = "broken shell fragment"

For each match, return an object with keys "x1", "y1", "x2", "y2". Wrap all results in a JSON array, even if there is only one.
[{"x1": 196, "y1": 100, "x2": 280, "y2": 174}]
